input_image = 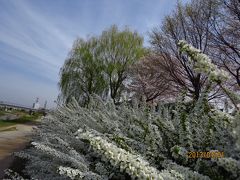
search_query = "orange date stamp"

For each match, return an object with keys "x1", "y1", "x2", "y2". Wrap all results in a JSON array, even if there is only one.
[{"x1": 187, "y1": 151, "x2": 224, "y2": 159}]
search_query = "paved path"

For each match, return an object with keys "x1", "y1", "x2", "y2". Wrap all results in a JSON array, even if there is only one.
[{"x1": 0, "y1": 124, "x2": 36, "y2": 179}]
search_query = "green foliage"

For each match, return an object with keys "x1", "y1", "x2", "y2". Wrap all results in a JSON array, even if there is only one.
[
  {"x1": 0, "y1": 110, "x2": 6, "y2": 116},
  {"x1": 100, "y1": 25, "x2": 145, "y2": 102},
  {"x1": 59, "y1": 25, "x2": 144, "y2": 105},
  {"x1": 0, "y1": 113, "x2": 40, "y2": 128},
  {"x1": 59, "y1": 37, "x2": 108, "y2": 106}
]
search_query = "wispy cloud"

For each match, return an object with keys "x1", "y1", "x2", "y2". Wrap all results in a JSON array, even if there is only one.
[
  {"x1": 0, "y1": 0, "x2": 186, "y2": 107},
  {"x1": 0, "y1": 0, "x2": 74, "y2": 80}
]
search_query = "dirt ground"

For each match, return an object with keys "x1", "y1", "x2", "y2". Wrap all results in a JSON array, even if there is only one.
[{"x1": 0, "y1": 124, "x2": 36, "y2": 179}]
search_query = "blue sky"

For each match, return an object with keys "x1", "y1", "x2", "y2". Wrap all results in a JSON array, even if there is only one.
[{"x1": 0, "y1": 0, "x2": 188, "y2": 108}]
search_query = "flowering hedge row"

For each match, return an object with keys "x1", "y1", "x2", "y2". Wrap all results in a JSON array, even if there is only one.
[{"x1": 6, "y1": 42, "x2": 240, "y2": 180}]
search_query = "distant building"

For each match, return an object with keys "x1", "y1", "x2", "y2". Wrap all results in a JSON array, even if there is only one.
[{"x1": 33, "y1": 97, "x2": 40, "y2": 110}]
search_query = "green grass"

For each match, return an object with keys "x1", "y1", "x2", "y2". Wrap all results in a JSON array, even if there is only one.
[
  {"x1": 0, "y1": 126, "x2": 17, "y2": 131},
  {"x1": 0, "y1": 121, "x2": 15, "y2": 128},
  {"x1": 0, "y1": 113, "x2": 41, "y2": 129},
  {"x1": 0, "y1": 110, "x2": 7, "y2": 116}
]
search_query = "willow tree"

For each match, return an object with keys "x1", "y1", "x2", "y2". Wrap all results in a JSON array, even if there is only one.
[
  {"x1": 99, "y1": 25, "x2": 145, "y2": 103},
  {"x1": 59, "y1": 26, "x2": 144, "y2": 105},
  {"x1": 59, "y1": 37, "x2": 107, "y2": 105}
]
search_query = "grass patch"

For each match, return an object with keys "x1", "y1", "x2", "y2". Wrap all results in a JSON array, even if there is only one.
[
  {"x1": 0, "y1": 126, "x2": 17, "y2": 132},
  {"x1": 9, "y1": 114, "x2": 40, "y2": 123},
  {"x1": 0, "y1": 121, "x2": 15, "y2": 128},
  {"x1": 0, "y1": 111, "x2": 7, "y2": 116},
  {"x1": 0, "y1": 113, "x2": 41, "y2": 128}
]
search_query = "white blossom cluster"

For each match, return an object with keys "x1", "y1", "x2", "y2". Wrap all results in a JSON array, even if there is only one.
[
  {"x1": 162, "y1": 160, "x2": 211, "y2": 180},
  {"x1": 31, "y1": 142, "x2": 88, "y2": 171},
  {"x1": 211, "y1": 157, "x2": 240, "y2": 178},
  {"x1": 5, "y1": 90, "x2": 240, "y2": 179},
  {"x1": 3, "y1": 169, "x2": 25, "y2": 180},
  {"x1": 178, "y1": 40, "x2": 229, "y2": 83},
  {"x1": 58, "y1": 166, "x2": 83, "y2": 179},
  {"x1": 78, "y1": 129, "x2": 176, "y2": 180},
  {"x1": 57, "y1": 166, "x2": 104, "y2": 180}
]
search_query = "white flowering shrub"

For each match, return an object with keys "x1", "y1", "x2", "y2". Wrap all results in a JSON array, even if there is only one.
[
  {"x1": 177, "y1": 40, "x2": 229, "y2": 83},
  {"x1": 6, "y1": 42, "x2": 240, "y2": 180},
  {"x1": 6, "y1": 93, "x2": 239, "y2": 180}
]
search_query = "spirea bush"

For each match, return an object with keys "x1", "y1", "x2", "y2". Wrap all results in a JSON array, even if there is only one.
[{"x1": 6, "y1": 42, "x2": 240, "y2": 180}]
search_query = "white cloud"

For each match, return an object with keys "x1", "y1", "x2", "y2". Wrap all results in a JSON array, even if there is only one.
[
  {"x1": 0, "y1": 0, "x2": 182, "y2": 107},
  {"x1": 0, "y1": 0, "x2": 75, "y2": 81}
]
